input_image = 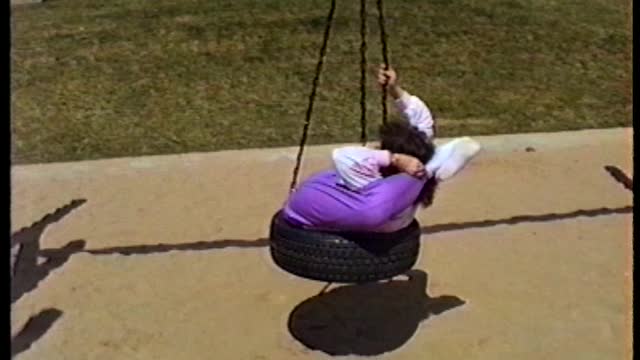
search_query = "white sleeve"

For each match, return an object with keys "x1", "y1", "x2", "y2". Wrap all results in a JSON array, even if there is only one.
[
  {"x1": 394, "y1": 91, "x2": 435, "y2": 139},
  {"x1": 332, "y1": 147, "x2": 391, "y2": 190}
]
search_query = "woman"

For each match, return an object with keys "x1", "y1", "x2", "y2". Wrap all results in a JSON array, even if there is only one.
[{"x1": 281, "y1": 65, "x2": 481, "y2": 232}]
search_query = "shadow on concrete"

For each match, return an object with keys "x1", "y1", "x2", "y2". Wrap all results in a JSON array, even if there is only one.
[
  {"x1": 11, "y1": 199, "x2": 88, "y2": 304},
  {"x1": 11, "y1": 309, "x2": 62, "y2": 358},
  {"x1": 39, "y1": 238, "x2": 270, "y2": 258},
  {"x1": 12, "y1": 240, "x2": 86, "y2": 304},
  {"x1": 604, "y1": 165, "x2": 633, "y2": 191},
  {"x1": 36, "y1": 205, "x2": 632, "y2": 260},
  {"x1": 287, "y1": 270, "x2": 465, "y2": 356},
  {"x1": 421, "y1": 205, "x2": 633, "y2": 235},
  {"x1": 11, "y1": 199, "x2": 86, "y2": 248},
  {"x1": 10, "y1": 176, "x2": 632, "y2": 357},
  {"x1": 11, "y1": 199, "x2": 87, "y2": 358}
]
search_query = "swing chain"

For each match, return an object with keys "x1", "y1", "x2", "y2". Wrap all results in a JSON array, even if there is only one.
[
  {"x1": 289, "y1": 0, "x2": 390, "y2": 192},
  {"x1": 377, "y1": 0, "x2": 390, "y2": 126},
  {"x1": 289, "y1": 0, "x2": 337, "y2": 192},
  {"x1": 359, "y1": 0, "x2": 368, "y2": 145}
]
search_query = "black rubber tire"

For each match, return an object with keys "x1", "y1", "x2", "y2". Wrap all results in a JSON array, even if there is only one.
[{"x1": 269, "y1": 211, "x2": 421, "y2": 283}]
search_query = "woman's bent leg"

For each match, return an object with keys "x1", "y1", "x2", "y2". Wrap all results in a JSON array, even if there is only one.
[{"x1": 426, "y1": 137, "x2": 481, "y2": 181}]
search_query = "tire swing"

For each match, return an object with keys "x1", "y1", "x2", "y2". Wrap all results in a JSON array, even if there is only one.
[{"x1": 269, "y1": 0, "x2": 421, "y2": 283}]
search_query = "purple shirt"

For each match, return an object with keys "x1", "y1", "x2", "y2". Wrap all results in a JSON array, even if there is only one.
[
  {"x1": 281, "y1": 91, "x2": 436, "y2": 233},
  {"x1": 280, "y1": 91, "x2": 481, "y2": 232},
  {"x1": 282, "y1": 170, "x2": 425, "y2": 232}
]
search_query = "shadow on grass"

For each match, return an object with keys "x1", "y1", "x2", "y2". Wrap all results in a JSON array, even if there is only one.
[{"x1": 287, "y1": 270, "x2": 465, "y2": 356}]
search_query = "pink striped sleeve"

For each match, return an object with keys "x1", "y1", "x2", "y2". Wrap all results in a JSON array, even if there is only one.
[
  {"x1": 394, "y1": 92, "x2": 435, "y2": 139},
  {"x1": 332, "y1": 147, "x2": 391, "y2": 190}
]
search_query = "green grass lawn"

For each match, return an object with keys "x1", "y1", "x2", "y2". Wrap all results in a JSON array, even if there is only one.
[{"x1": 11, "y1": 0, "x2": 632, "y2": 164}]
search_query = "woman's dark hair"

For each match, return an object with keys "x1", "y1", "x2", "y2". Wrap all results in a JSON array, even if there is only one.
[{"x1": 378, "y1": 120, "x2": 439, "y2": 207}]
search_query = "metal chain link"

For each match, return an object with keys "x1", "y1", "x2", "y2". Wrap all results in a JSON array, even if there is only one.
[{"x1": 289, "y1": 0, "x2": 337, "y2": 192}]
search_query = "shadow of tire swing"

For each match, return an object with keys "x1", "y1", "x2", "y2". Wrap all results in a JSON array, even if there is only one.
[
  {"x1": 272, "y1": 0, "x2": 466, "y2": 355},
  {"x1": 287, "y1": 270, "x2": 466, "y2": 356}
]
